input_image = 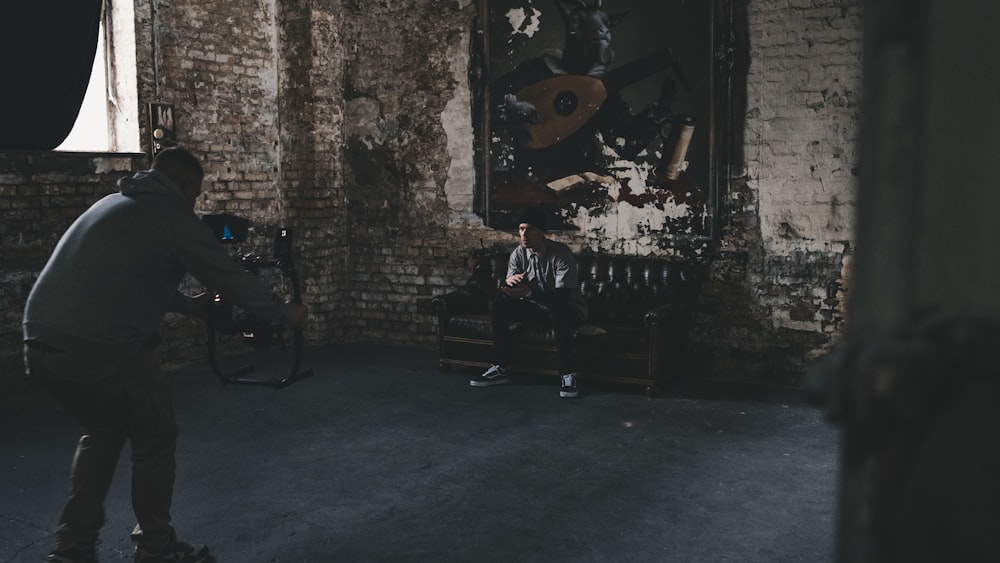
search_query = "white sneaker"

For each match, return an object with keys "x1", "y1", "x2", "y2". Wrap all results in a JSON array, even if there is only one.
[
  {"x1": 560, "y1": 373, "x2": 579, "y2": 398},
  {"x1": 470, "y1": 364, "x2": 510, "y2": 387}
]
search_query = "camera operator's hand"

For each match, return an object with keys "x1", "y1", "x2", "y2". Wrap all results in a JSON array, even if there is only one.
[{"x1": 285, "y1": 302, "x2": 309, "y2": 331}]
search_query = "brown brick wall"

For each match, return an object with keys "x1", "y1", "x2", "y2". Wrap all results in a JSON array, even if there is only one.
[{"x1": 0, "y1": 0, "x2": 862, "y2": 389}]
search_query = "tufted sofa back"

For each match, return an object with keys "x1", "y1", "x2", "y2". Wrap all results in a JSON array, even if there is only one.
[{"x1": 476, "y1": 250, "x2": 703, "y2": 325}]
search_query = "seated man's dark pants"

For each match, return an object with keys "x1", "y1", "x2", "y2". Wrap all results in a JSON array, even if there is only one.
[
  {"x1": 26, "y1": 346, "x2": 179, "y2": 553},
  {"x1": 492, "y1": 294, "x2": 580, "y2": 374}
]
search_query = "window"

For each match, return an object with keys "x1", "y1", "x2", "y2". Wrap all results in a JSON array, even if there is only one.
[
  {"x1": 56, "y1": 23, "x2": 109, "y2": 152},
  {"x1": 56, "y1": 1, "x2": 140, "y2": 153}
]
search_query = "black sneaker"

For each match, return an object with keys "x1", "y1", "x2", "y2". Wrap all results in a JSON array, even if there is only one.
[
  {"x1": 470, "y1": 364, "x2": 510, "y2": 387},
  {"x1": 133, "y1": 539, "x2": 215, "y2": 563},
  {"x1": 47, "y1": 544, "x2": 97, "y2": 563},
  {"x1": 560, "y1": 373, "x2": 579, "y2": 398}
]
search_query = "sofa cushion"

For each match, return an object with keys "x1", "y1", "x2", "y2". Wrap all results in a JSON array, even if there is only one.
[{"x1": 445, "y1": 314, "x2": 651, "y2": 355}]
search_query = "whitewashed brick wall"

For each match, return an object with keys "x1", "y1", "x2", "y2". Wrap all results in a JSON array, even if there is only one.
[{"x1": 747, "y1": 0, "x2": 862, "y2": 256}]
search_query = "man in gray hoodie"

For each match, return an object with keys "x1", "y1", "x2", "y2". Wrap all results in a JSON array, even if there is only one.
[{"x1": 23, "y1": 147, "x2": 309, "y2": 563}]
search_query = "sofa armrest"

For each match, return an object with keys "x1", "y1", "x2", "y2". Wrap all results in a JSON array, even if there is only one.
[{"x1": 430, "y1": 283, "x2": 492, "y2": 317}]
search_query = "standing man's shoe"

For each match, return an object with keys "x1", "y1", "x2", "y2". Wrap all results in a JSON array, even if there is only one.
[
  {"x1": 134, "y1": 538, "x2": 216, "y2": 563},
  {"x1": 560, "y1": 372, "x2": 579, "y2": 398},
  {"x1": 47, "y1": 543, "x2": 97, "y2": 563},
  {"x1": 471, "y1": 364, "x2": 510, "y2": 387}
]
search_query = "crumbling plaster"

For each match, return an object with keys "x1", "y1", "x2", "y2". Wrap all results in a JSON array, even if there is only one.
[{"x1": 441, "y1": 33, "x2": 480, "y2": 228}]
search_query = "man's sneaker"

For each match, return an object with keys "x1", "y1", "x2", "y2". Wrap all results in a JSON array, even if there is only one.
[
  {"x1": 560, "y1": 372, "x2": 579, "y2": 398},
  {"x1": 470, "y1": 364, "x2": 510, "y2": 387},
  {"x1": 134, "y1": 539, "x2": 216, "y2": 563},
  {"x1": 47, "y1": 543, "x2": 97, "y2": 563}
]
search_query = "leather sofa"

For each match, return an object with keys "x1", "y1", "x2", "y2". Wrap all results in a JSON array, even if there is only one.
[{"x1": 431, "y1": 249, "x2": 704, "y2": 395}]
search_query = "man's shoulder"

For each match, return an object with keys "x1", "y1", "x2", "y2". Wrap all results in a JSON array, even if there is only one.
[
  {"x1": 545, "y1": 239, "x2": 576, "y2": 259},
  {"x1": 547, "y1": 238, "x2": 573, "y2": 251}
]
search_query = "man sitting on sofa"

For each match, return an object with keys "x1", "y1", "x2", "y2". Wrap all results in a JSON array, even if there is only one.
[{"x1": 470, "y1": 207, "x2": 588, "y2": 397}]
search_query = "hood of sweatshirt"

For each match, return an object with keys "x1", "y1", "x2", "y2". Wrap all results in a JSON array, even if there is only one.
[{"x1": 117, "y1": 169, "x2": 187, "y2": 208}]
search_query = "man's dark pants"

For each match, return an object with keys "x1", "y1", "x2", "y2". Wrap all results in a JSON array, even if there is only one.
[
  {"x1": 491, "y1": 294, "x2": 581, "y2": 374},
  {"x1": 26, "y1": 345, "x2": 179, "y2": 552}
]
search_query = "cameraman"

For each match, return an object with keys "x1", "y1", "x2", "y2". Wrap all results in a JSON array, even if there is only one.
[{"x1": 23, "y1": 147, "x2": 309, "y2": 563}]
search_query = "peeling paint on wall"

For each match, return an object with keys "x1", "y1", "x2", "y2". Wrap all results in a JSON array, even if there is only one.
[
  {"x1": 441, "y1": 32, "x2": 481, "y2": 227},
  {"x1": 552, "y1": 140, "x2": 708, "y2": 256},
  {"x1": 504, "y1": 6, "x2": 542, "y2": 38}
]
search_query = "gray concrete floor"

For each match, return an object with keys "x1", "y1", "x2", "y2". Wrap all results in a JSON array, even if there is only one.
[{"x1": 2, "y1": 344, "x2": 839, "y2": 562}]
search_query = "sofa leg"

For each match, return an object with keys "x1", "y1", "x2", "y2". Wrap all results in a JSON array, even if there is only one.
[
  {"x1": 438, "y1": 362, "x2": 452, "y2": 373},
  {"x1": 645, "y1": 385, "x2": 664, "y2": 397}
]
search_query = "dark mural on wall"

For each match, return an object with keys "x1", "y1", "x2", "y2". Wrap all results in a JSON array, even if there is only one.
[{"x1": 475, "y1": 0, "x2": 720, "y2": 253}]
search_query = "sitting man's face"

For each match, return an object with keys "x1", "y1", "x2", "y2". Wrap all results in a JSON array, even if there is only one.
[{"x1": 519, "y1": 223, "x2": 546, "y2": 250}]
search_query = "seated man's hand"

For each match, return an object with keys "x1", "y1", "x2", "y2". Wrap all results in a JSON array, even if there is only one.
[
  {"x1": 501, "y1": 284, "x2": 532, "y2": 299},
  {"x1": 502, "y1": 273, "x2": 531, "y2": 298},
  {"x1": 505, "y1": 273, "x2": 526, "y2": 287}
]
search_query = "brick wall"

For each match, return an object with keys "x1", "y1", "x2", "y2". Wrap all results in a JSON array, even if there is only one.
[
  {"x1": 136, "y1": 0, "x2": 295, "y2": 368},
  {"x1": 0, "y1": 0, "x2": 863, "y2": 388},
  {"x1": 686, "y1": 0, "x2": 861, "y2": 386},
  {"x1": 337, "y1": 0, "x2": 481, "y2": 347},
  {"x1": 331, "y1": 0, "x2": 863, "y2": 386}
]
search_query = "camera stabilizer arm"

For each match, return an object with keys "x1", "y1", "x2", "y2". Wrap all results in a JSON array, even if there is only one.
[{"x1": 202, "y1": 215, "x2": 313, "y2": 389}]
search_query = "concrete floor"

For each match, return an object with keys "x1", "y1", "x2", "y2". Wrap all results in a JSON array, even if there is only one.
[{"x1": 1, "y1": 343, "x2": 840, "y2": 562}]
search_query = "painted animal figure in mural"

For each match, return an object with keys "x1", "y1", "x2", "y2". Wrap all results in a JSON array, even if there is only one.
[{"x1": 492, "y1": 0, "x2": 684, "y2": 178}]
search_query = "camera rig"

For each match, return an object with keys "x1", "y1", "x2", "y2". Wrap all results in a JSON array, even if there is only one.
[{"x1": 201, "y1": 213, "x2": 313, "y2": 389}]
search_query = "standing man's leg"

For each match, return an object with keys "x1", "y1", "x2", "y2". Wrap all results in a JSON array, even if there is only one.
[
  {"x1": 29, "y1": 347, "x2": 192, "y2": 560},
  {"x1": 124, "y1": 349, "x2": 180, "y2": 553},
  {"x1": 117, "y1": 349, "x2": 213, "y2": 562},
  {"x1": 29, "y1": 347, "x2": 129, "y2": 560}
]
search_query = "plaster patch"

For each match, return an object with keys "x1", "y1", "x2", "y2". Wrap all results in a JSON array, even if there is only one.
[
  {"x1": 772, "y1": 312, "x2": 823, "y2": 333},
  {"x1": 92, "y1": 157, "x2": 136, "y2": 174},
  {"x1": 505, "y1": 7, "x2": 542, "y2": 37},
  {"x1": 441, "y1": 32, "x2": 481, "y2": 227},
  {"x1": 569, "y1": 195, "x2": 692, "y2": 255},
  {"x1": 558, "y1": 140, "x2": 696, "y2": 254},
  {"x1": 345, "y1": 97, "x2": 383, "y2": 142}
]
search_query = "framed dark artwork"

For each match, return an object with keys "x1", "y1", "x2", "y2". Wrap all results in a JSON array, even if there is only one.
[{"x1": 472, "y1": 0, "x2": 735, "y2": 254}]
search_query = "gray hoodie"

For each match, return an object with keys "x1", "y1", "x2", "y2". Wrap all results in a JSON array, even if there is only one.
[{"x1": 23, "y1": 169, "x2": 289, "y2": 357}]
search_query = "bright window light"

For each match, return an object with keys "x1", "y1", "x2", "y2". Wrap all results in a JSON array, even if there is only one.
[{"x1": 56, "y1": 24, "x2": 110, "y2": 152}]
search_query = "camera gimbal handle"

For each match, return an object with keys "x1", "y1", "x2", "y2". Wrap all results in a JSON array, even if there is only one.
[{"x1": 203, "y1": 220, "x2": 313, "y2": 390}]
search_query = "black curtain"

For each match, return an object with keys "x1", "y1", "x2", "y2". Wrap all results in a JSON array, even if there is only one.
[{"x1": 0, "y1": 0, "x2": 104, "y2": 151}]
